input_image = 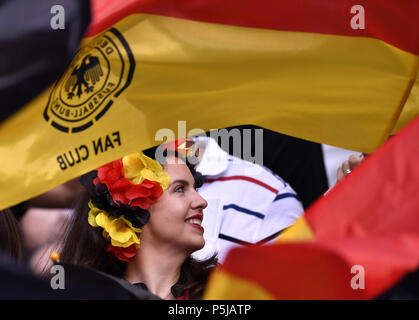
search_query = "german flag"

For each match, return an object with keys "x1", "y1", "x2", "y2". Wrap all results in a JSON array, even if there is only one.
[
  {"x1": 203, "y1": 115, "x2": 419, "y2": 299},
  {"x1": 1, "y1": 0, "x2": 418, "y2": 209}
]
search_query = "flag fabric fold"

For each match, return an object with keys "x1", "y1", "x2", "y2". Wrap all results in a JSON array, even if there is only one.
[{"x1": 392, "y1": 69, "x2": 419, "y2": 134}]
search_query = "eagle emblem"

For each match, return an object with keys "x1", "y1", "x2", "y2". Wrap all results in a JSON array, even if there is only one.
[
  {"x1": 65, "y1": 54, "x2": 103, "y2": 99},
  {"x1": 43, "y1": 28, "x2": 135, "y2": 133}
]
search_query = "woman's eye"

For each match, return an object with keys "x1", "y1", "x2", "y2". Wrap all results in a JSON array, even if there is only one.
[{"x1": 174, "y1": 185, "x2": 184, "y2": 193}]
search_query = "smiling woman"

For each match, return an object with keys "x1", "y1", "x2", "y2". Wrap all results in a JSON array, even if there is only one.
[{"x1": 59, "y1": 151, "x2": 217, "y2": 300}]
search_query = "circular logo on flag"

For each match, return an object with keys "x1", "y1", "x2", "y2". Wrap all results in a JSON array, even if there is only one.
[{"x1": 43, "y1": 28, "x2": 135, "y2": 133}]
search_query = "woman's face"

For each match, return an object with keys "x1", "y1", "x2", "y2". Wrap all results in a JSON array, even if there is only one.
[{"x1": 142, "y1": 157, "x2": 208, "y2": 254}]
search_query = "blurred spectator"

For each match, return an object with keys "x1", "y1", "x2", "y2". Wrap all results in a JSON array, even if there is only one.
[
  {"x1": 217, "y1": 125, "x2": 329, "y2": 209},
  {"x1": 10, "y1": 178, "x2": 84, "y2": 273},
  {"x1": 335, "y1": 153, "x2": 365, "y2": 184},
  {"x1": 20, "y1": 208, "x2": 72, "y2": 255},
  {"x1": 190, "y1": 136, "x2": 304, "y2": 263}
]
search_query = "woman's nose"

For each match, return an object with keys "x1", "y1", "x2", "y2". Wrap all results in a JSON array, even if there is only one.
[{"x1": 192, "y1": 190, "x2": 208, "y2": 210}]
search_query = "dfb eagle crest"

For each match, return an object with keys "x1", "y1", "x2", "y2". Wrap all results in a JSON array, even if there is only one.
[
  {"x1": 44, "y1": 28, "x2": 135, "y2": 133},
  {"x1": 64, "y1": 54, "x2": 103, "y2": 99}
]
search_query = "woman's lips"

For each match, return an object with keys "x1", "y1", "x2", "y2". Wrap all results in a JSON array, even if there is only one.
[
  {"x1": 187, "y1": 223, "x2": 204, "y2": 233},
  {"x1": 185, "y1": 214, "x2": 204, "y2": 233}
]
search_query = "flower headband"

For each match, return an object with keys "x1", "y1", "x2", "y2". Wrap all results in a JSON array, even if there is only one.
[
  {"x1": 82, "y1": 147, "x2": 204, "y2": 263},
  {"x1": 82, "y1": 152, "x2": 170, "y2": 262}
]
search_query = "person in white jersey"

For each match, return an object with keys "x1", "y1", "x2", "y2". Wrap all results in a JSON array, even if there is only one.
[{"x1": 188, "y1": 136, "x2": 304, "y2": 263}]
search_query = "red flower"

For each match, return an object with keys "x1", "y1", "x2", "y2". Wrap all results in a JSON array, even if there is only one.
[
  {"x1": 127, "y1": 179, "x2": 163, "y2": 209},
  {"x1": 94, "y1": 159, "x2": 163, "y2": 210},
  {"x1": 94, "y1": 159, "x2": 124, "y2": 189},
  {"x1": 107, "y1": 178, "x2": 163, "y2": 210},
  {"x1": 107, "y1": 243, "x2": 137, "y2": 263}
]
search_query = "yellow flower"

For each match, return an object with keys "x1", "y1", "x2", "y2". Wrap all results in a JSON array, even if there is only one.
[
  {"x1": 88, "y1": 202, "x2": 141, "y2": 248},
  {"x1": 122, "y1": 152, "x2": 170, "y2": 190},
  {"x1": 88, "y1": 201, "x2": 108, "y2": 228},
  {"x1": 109, "y1": 218, "x2": 140, "y2": 248}
]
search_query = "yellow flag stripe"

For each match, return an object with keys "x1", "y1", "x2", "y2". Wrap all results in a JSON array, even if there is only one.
[
  {"x1": 276, "y1": 216, "x2": 315, "y2": 243},
  {"x1": 203, "y1": 270, "x2": 275, "y2": 300},
  {"x1": 110, "y1": 14, "x2": 417, "y2": 153}
]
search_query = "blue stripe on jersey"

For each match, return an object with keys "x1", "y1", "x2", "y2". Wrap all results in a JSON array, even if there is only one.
[
  {"x1": 223, "y1": 204, "x2": 264, "y2": 219},
  {"x1": 273, "y1": 192, "x2": 300, "y2": 202},
  {"x1": 218, "y1": 233, "x2": 252, "y2": 246}
]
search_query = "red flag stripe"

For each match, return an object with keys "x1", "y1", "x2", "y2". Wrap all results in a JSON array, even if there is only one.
[
  {"x1": 220, "y1": 242, "x2": 365, "y2": 299},
  {"x1": 217, "y1": 235, "x2": 419, "y2": 299},
  {"x1": 86, "y1": 0, "x2": 419, "y2": 55}
]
